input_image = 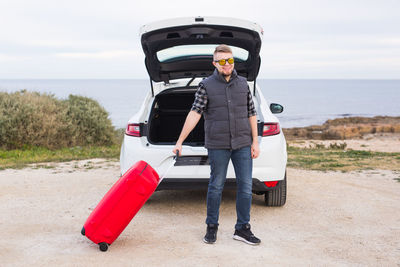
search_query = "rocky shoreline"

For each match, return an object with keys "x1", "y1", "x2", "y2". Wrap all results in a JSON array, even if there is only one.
[{"x1": 283, "y1": 116, "x2": 400, "y2": 140}]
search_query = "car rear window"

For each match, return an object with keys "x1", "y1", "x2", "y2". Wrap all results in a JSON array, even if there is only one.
[{"x1": 156, "y1": 44, "x2": 249, "y2": 63}]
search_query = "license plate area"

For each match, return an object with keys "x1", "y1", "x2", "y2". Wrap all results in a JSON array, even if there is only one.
[{"x1": 175, "y1": 156, "x2": 209, "y2": 166}]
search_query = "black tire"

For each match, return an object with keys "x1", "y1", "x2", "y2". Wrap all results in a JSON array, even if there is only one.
[
  {"x1": 99, "y1": 242, "x2": 109, "y2": 252},
  {"x1": 264, "y1": 172, "x2": 287, "y2": 206},
  {"x1": 81, "y1": 227, "x2": 85, "y2": 236}
]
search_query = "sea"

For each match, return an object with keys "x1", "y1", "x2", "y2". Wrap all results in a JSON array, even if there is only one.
[{"x1": 0, "y1": 79, "x2": 399, "y2": 129}]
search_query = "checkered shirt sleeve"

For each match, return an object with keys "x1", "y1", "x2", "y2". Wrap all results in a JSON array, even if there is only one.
[
  {"x1": 191, "y1": 83, "x2": 208, "y2": 114},
  {"x1": 247, "y1": 88, "x2": 257, "y2": 117}
]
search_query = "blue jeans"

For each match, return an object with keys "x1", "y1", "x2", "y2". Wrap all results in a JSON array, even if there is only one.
[{"x1": 206, "y1": 146, "x2": 253, "y2": 230}]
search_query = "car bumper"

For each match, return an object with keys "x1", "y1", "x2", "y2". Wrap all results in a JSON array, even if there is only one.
[
  {"x1": 120, "y1": 133, "x2": 287, "y2": 184},
  {"x1": 157, "y1": 177, "x2": 284, "y2": 192}
]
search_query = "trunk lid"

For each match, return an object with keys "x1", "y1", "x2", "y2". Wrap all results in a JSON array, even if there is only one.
[{"x1": 140, "y1": 16, "x2": 263, "y2": 83}]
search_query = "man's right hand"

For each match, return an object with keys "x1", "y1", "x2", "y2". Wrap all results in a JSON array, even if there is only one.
[{"x1": 172, "y1": 143, "x2": 182, "y2": 156}]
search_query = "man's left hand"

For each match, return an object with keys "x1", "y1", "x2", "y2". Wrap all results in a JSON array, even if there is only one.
[{"x1": 251, "y1": 142, "x2": 260, "y2": 159}]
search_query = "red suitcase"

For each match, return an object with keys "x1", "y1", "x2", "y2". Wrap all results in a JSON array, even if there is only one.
[{"x1": 81, "y1": 160, "x2": 160, "y2": 251}]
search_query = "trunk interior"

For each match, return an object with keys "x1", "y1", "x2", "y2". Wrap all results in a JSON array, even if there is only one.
[{"x1": 147, "y1": 88, "x2": 204, "y2": 146}]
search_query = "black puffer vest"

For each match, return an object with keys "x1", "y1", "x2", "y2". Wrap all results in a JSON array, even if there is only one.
[{"x1": 200, "y1": 69, "x2": 252, "y2": 150}]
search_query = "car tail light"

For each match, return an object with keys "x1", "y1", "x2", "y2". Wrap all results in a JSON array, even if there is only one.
[
  {"x1": 126, "y1": 123, "x2": 141, "y2": 137},
  {"x1": 264, "y1": 181, "x2": 278, "y2": 188},
  {"x1": 262, "y1": 123, "x2": 280, "y2": 136}
]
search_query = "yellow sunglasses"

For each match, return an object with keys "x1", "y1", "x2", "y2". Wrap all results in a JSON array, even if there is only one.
[{"x1": 214, "y1": 57, "x2": 234, "y2": 66}]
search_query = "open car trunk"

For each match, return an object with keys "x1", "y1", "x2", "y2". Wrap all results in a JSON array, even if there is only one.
[
  {"x1": 147, "y1": 88, "x2": 204, "y2": 146},
  {"x1": 141, "y1": 17, "x2": 262, "y2": 83}
]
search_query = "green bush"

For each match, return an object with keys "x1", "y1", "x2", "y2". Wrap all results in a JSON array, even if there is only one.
[
  {"x1": 65, "y1": 95, "x2": 116, "y2": 147},
  {"x1": 0, "y1": 90, "x2": 117, "y2": 149}
]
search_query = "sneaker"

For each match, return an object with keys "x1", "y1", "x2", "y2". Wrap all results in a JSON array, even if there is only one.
[
  {"x1": 203, "y1": 224, "x2": 218, "y2": 244},
  {"x1": 233, "y1": 224, "x2": 261, "y2": 245}
]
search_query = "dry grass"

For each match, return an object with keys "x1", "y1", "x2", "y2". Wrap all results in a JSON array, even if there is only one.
[
  {"x1": 287, "y1": 145, "x2": 400, "y2": 172},
  {"x1": 0, "y1": 145, "x2": 120, "y2": 170}
]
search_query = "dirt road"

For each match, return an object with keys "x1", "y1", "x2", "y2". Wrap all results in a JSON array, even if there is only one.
[{"x1": 1, "y1": 160, "x2": 399, "y2": 266}]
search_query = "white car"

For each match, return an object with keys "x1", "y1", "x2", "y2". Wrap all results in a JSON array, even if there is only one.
[{"x1": 120, "y1": 16, "x2": 287, "y2": 206}]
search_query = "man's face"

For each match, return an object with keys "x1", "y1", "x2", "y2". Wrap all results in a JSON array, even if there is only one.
[{"x1": 213, "y1": 52, "x2": 234, "y2": 77}]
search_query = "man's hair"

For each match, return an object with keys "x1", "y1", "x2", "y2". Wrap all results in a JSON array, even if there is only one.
[{"x1": 213, "y1": 44, "x2": 232, "y2": 58}]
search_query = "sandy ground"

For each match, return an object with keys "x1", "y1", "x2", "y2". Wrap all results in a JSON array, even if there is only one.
[{"x1": 1, "y1": 154, "x2": 399, "y2": 267}]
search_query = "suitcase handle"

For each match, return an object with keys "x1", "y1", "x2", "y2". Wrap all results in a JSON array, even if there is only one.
[{"x1": 158, "y1": 152, "x2": 179, "y2": 184}]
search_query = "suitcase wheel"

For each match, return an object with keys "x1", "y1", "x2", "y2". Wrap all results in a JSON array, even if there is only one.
[
  {"x1": 99, "y1": 242, "x2": 109, "y2": 252},
  {"x1": 81, "y1": 227, "x2": 85, "y2": 236}
]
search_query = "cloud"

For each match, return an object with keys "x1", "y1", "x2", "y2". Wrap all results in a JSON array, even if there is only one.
[
  {"x1": 0, "y1": 0, "x2": 399, "y2": 78},
  {"x1": 0, "y1": 54, "x2": 32, "y2": 62},
  {"x1": 377, "y1": 38, "x2": 400, "y2": 46},
  {"x1": 55, "y1": 50, "x2": 143, "y2": 59}
]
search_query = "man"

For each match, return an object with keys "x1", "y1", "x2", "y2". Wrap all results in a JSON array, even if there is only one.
[{"x1": 172, "y1": 44, "x2": 261, "y2": 245}]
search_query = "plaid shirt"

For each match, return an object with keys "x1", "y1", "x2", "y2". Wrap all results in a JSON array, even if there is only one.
[{"x1": 191, "y1": 83, "x2": 257, "y2": 117}]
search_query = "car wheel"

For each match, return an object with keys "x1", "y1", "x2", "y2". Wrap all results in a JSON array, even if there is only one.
[{"x1": 264, "y1": 172, "x2": 286, "y2": 206}]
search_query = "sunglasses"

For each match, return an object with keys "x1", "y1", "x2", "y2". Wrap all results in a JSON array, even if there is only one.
[{"x1": 214, "y1": 57, "x2": 234, "y2": 66}]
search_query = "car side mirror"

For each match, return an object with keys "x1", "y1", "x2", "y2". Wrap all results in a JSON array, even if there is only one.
[{"x1": 270, "y1": 103, "x2": 284, "y2": 114}]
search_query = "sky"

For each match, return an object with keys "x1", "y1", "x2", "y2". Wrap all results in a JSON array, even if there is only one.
[{"x1": 0, "y1": 0, "x2": 399, "y2": 79}]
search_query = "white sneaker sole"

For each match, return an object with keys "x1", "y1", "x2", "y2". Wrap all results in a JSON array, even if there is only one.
[
  {"x1": 203, "y1": 237, "x2": 216, "y2": 244},
  {"x1": 233, "y1": 234, "x2": 260, "y2": 246}
]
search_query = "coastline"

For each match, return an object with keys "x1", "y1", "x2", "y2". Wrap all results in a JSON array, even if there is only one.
[
  {"x1": 283, "y1": 115, "x2": 400, "y2": 140},
  {"x1": 2, "y1": 79, "x2": 399, "y2": 130},
  {"x1": 1, "y1": 115, "x2": 399, "y2": 171}
]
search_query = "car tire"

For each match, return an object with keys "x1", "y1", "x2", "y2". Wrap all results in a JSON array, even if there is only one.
[{"x1": 264, "y1": 172, "x2": 286, "y2": 206}]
